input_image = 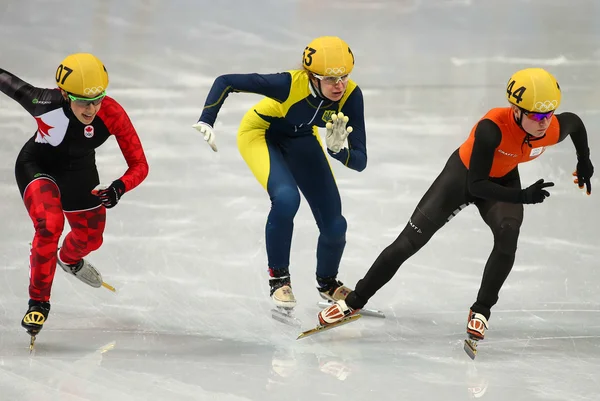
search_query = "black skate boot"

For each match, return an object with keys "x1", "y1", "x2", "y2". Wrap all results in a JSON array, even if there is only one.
[
  {"x1": 269, "y1": 268, "x2": 296, "y2": 309},
  {"x1": 316, "y1": 275, "x2": 352, "y2": 302},
  {"x1": 21, "y1": 299, "x2": 50, "y2": 336}
]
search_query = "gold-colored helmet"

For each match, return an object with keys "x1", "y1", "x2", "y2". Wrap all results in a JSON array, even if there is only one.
[
  {"x1": 302, "y1": 36, "x2": 354, "y2": 77},
  {"x1": 56, "y1": 53, "x2": 109, "y2": 97},
  {"x1": 505, "y1": 68, "x2": 561, "y2": 112}
]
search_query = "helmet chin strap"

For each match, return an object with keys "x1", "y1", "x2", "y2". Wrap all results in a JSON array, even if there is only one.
[
  {"x1": 309, "y1": 77, "x2": 325, "y2": 98},
  {"x1": 513, "y1": 108, "x2": 533, "y2": 148}
]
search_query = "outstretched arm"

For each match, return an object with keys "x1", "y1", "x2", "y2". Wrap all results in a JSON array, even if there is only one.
[
  {"x1": 197, "y1": 72, "x2": 292, "y2": 126},
  {"x1": 0, "y1": 68, "x2": 48, "y2": 115}
]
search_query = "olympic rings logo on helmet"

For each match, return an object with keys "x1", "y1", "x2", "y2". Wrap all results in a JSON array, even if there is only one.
[
  {"x1": 325, "y1": 67, "x2": 346, "y2": 76},
  {"x1": 83, "y1": 86, "x2": 105, "y2": 96},
  {"x1": 533, "y1": 100, "x2": 558, "y2": 112}
]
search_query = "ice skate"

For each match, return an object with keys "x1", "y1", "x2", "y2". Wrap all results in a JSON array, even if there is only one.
[
  {"x1": 269, "y1": 268, "x2": 296, "y2": 309},
  {"x1": 297, "y1": 300, "x2": 361, "y2": 340},
  {"x1": 464, "y1": 309, "x2": 489, "y2": 359},
  {"x1": 21, "y1": 299, "x2": 50, "y2": 352},
  {"x1": 318, "y1": 299, "x2": 359, "y2": 326},
  {"x1": 316, "y1": 277, "x2": 385, "y2": 318},
  {"x1": 317, "y1": 276, "x2": 352, "y2": 302},
  {"x1": 269, "y1": 268, "x2": 300, "y2": 327},
  {"x1": 57, "y1": 253, "x2": 115, "y2": 292}
]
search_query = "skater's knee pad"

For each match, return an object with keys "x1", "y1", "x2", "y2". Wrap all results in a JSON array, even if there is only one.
[
  {"x1": 381, "y1": 235, "x2": 418, "y2": 264},
  {"x1": 320, "y1": 215, "x2": 347, "y2": 241},
  {"x1": 24, "y1": 179, "x2": 64, "y2": 240},
  {"x1": 270, "y1": 186, "x2": 301, "y2": 219},
  {"x1": 33, "y1": 215, "x2": 65, "y2": 242},
  {"x1": 494, "y1": 217, "x2": 521, "y2": 254}
]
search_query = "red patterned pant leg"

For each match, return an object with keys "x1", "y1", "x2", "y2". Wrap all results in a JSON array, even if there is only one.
[
  {"x1": 59, "y1": 206, "x2": 106, "y2": 264},
  {"x1": 24, "y1": 179, "x2": 65, "y2": 302}
]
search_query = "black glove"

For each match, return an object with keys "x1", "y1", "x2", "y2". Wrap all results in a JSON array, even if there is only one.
[
  {"x1": 92, "y1": 180, "x2": 125, "y2": 209},
  {"x1": 574, "y1": 154, "x2": 594, "y2": 195},
  {"x1": 520, "y1": 178, "x2": 554, "y2": 204}
]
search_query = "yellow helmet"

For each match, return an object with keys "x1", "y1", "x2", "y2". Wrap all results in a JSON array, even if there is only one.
[
  {"x1": 505, "y1": 68, "x2": 561, "y2": 113},
  {"x1": 302, "y1": 36, "x2": 354, "y2": 77},
  {"x1": 55, "y1": 53, "x2": 109, "y2": 97}
]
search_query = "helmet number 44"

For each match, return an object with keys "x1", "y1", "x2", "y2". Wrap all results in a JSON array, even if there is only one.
[
  {"x1": 56, "y1": 64, "x2": 74, "y2": 85},
  {"x1": 506, "y1": 80, "x2": 526, "y2": 104}
]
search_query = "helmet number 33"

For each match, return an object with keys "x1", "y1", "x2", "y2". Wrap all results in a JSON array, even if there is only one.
[{"x1": 506, "y1": 80, "x2": 526, "y2": 104}]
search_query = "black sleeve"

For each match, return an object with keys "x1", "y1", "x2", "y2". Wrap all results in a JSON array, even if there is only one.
[
  {"x1": 556, "y1": 112, "x2": 590, "y2": 158},
  {"x1": 467, "y1": 119, "x2": 523, "y2": 203},
  {"x1": 0, "y1": 68, "x2": 46, "y2": 115}
]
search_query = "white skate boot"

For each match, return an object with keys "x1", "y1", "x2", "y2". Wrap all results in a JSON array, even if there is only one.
[
  {"x1": 466, "y1": 310, "x2": 489, "y2": 341},
  {"x1": 318, "y1": 300, "x2": 358, "y2": 326},
  {"x1": 464, "y1": 309, "x2": 489, "y2": 359},
  {"x1": 268, "y1": 268, "x2": 296, "y2": 309},
  {"x1": 316, "y1": 276, "x2": 352, "y2": 302},
  {"x1": 269, "y1": 268, "x2": 300, "y2": 327},
  {"x1": 57, "y1": 254, "x2": 103, "y2": 288}
]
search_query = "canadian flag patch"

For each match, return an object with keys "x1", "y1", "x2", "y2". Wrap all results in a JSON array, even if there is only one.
[{"x1": 84, "y1": 125, "x2": 94, "y2": 138}]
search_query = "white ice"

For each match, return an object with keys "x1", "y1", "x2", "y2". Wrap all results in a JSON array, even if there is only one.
[{"x1": 1, "y1": 1, "x2": 599, "y2": 400}]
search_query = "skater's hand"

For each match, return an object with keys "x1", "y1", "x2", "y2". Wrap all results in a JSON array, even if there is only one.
[
  {"x1": 192, "y1": 121, "x2": 217, "y2": 152},
  {"x1": 520, "y1": 178, "x2": 554, "y2": 204},
  {"x1": 326, "y1": 112, "x2": 352, "y2": 154},
  {"x1": 573, "y1": 155, "x2": 594, "y2": 195},
  {"x1": 92, "y1": 180, "x2": 125, "y2": 209}
]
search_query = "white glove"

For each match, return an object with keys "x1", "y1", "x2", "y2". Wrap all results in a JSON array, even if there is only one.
[
  {"x1": 192, "y1": 122, "x2": 218, "y2": 152},
  {"x1": 325, "y1": 112, "x2": 353, "y2": 154}
]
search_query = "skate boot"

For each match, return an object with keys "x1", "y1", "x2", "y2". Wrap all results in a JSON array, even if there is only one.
[
  {"x1": 466, "y1": 310, "x2": 489, "y2": 341},
  {"x1": 464, "y1": 309, "x2": 489, "y2": 359},
  {"x1": 21, "y1": 299, "x2": 51, "y2": 336},
  {"x1": 318, "y1": 300, "x2": 358, "y2": 326},
  {"x1": 269, "y1": 268, "x2": 296, "y2": 309},
  {"x1": 316, "y1": 276, "x2": 352, "y2": 302},
  {"x1": 57, "y1": 253, "x2": 103, "y2": 288}
]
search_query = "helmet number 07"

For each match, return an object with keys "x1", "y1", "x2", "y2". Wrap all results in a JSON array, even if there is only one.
[
  {"x1": 55, "y1": 64, "x2": 74, "y2": 85},
  {"x1": 506, "y1": 80, "x2": 526, "y2": 104}
]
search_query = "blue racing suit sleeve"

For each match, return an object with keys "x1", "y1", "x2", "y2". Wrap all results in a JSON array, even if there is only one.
[
  {"x1": 327, "y1": 86, "x2": 367, "y2": 172},
  {"x1": 198, "y1": 72, "x2": 292, "y2": 126}
]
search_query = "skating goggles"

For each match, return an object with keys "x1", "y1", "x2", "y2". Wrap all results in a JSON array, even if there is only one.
[
  {"x1": 67, "y1": 91, "x2": 106, "y2": 107},
  {"x1": 313, "y1": 74, "x2": 349, "y2": 85},
  {"x1": 520, "y1": 108, "x2": 554, "y2": 122}
]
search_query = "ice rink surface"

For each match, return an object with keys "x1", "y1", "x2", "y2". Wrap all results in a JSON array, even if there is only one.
[{"x1": 1, "y1": 0, "x2": 599, "y2": 400}]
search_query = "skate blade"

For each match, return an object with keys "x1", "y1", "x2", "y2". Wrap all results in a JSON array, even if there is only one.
[
  {"x1": 464, "y1": 339, "x2": 478, "y2": 360},
  {"x1": 102, "y1": 281, "x2": 116, "y2": 293},
  {"x1": 29, "y1": 335, "x2": 36, "y2": 354},
  {"x1": 271, "y1": 308, "x2": 301, "y2": 328},
  {"x1": 317, "y1": 301, "x2": 385, "y2": 319},
  {"x1": 297, "y1": 314, "x2": 362, "y2": 340}
]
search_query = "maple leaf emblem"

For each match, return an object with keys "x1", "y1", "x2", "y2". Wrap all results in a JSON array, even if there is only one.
[{"x1": 34, "y1": 116, "x2": 54, "y2": 138}]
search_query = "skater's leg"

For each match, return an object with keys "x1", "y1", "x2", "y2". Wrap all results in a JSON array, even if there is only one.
[
  {"x1": 346, "y1": 151, "x2": 472, "y2": 310},
  {"x1": 22, "y1": 178, "x2": 65, "y2": 302},
  {"x1": 284, "y1": 131, "x2": 349, "y2": 299},
  {"x1": 53, "y1": 167, "x2": 106, "y2": 287},
  {"x1": 59, "y1": 206, "x2": 106, "y2": 264},
  {"x1": 238, "y1": 122, "x2": 299, "y2": 307},
  {"x1": 472, "y1": 187, "x2": 524, "y2": 320}
]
